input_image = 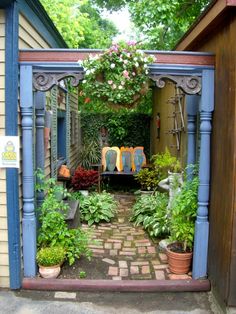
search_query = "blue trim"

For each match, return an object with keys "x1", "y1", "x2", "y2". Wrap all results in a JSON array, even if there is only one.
[
  {"x1": 0, "y1": 0, "x2": 14, "y2": 8},
  {"x1": 57, "y1": 110, "x2": 66, "y2": 161},
  {"x1": 18, "y1": 0, "x2": 67, "y2": 48},
  {"x1": 5, "y1": 2, "x2": 21, "y2": 289}
]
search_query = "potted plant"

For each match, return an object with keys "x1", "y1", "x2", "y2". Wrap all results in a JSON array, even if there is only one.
[
  {"x1": 166, "y1": 176, "x2": 199, "y2": 274},
  {"x1": 134, "y1": 168, "x2": 160, "y2": 194},
  {"x1": 36, "y1": 246, "x2": 65, "y2": 278},
  {"x1": 71, "y1": 166, "x2": 99, "y2": 195},
  {"x1": 152, "y1": 148, "x2": 182, "y2": 179},
  {"x1": 81, "y1": 41, "x2": 155, "y2": 108}
]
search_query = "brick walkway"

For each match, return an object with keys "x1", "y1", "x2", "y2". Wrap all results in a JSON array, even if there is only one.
[{"x1": 82, "y1": 194, "x2": 192, "y2": 280}]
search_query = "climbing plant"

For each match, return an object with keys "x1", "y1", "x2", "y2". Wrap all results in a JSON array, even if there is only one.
[{"x1": 80, "y1": 112, "x2": 150, "y2": 157}]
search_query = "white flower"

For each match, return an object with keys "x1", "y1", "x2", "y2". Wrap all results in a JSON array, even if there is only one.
[
  {"x1": 123, "y1": 59, "x2": 128, "y2": 64},
  {"x1": 145, "y1": 70, "x2": 149, "y2": 74},
  {"x1": 118, "y1": 85, "x2": 123, "y2": 89},
  {"x1": 144, "y1": 64, "x2": 148, "y2": 68},
  {"x1": 110, "y1": 63, "x2": 115, "y2": 69},
  {"x1": 86, "y1": 69, "x2": 91, "y2": 75},
  {"x1": 135, "y1": 62, "x2": 139, "y2": 67},
  {"x1": 134, "y1": 57, "x2": 138, "y2": 61},
  {"x1": 82, "y1": 80, "x2": 87, "y2": 84}
]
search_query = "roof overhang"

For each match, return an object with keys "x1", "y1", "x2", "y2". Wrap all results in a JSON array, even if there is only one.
[
  {"x1": 175, "y1": 0, "x2": 236, "y2": 51},
  {"x1": 19, "y1": 49, "x2": 215, "y2": 68},
  {"x1": 0, "y1": 0, "x2": 14, "y2": 8}
]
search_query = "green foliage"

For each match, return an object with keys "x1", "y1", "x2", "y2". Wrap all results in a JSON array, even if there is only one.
[
  {"x1": 78, "y1": 139, "x2": 101, "y2": 169},
  {"x1": 170, "y1": 176, "x2": 199, "y2": 251},
  {"x1": 36, "y1": 246, "x2": 65, "y2": 267},
  {"x1": 40, "y1": 0, "x2": 118, "y2": 48},
  {"x1": 36, "y1": 171, "x2": 92, "y2": 265},
  {"x1": 69, "y1": 191, "x2": 85, "y2": 202},
  {"x1": 130, "y1": 192, "x2": 169, "y2": 237},
  {"x1": 134, "y1": 168, "x2": 160, "y2": 191},
  {"x1": 79, "y1": 271, "x2": 87, "y2": 278},
  {"x1": 80, "y1": 191, "x2": 117, "y2": 226},
  {"x1": 152, "y1": 148, "x2": 181, "y2": 179},
  {"x1": 82, "y1": 41, "x2": 155, "y2": 106},
  {"x1": 92, "y1": 0, "x2": 211, "y2": 50},
  {"x1": 80, "y1": 112, "x2": 150, "y2": 157}
]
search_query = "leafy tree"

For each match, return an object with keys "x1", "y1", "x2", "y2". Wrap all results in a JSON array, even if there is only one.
[
  {"x1": 40, "y1": 0, "x2": 118, "y2": 48},
  {"x1": 92, "y1": 0, "x2": 211, "y2": 49}
]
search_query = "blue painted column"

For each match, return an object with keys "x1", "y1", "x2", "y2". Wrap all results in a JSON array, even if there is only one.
[
  {"x1": 35, "y1": 92, "x2": 45, "y2": 209},
  {"x1": 186, "y1": 95, "x2": 199, "y2": 180},
  {"x1": 192, "y1": 70, "x2": 214, "y2": 279},
  {"x1": 20, "y1": 65, "x2": 37, "y2": 277}
]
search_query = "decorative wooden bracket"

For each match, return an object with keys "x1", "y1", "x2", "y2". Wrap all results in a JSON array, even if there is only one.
[
  {"x1": 33, "y1": 72, "x2": 84, "y2": 91},
  {"x1": 150, "y1": 74, "x2": 202, "y2": 95}
]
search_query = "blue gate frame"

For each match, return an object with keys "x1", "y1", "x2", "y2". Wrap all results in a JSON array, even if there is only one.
[{"x1": 19, "y1": 51, "x2": 214, "y2": 280}]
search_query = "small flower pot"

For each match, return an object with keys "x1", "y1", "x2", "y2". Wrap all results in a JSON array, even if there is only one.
[
  {"x1": 38, "y1": 264, "x2": 61, "y2": 279},
  {"x1": 166, "y1": 243, "x2": 193, "y2": 274}
]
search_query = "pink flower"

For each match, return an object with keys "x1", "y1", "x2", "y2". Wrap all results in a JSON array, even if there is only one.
[
  {"x1": 127, "y1": 40, "x2": 136, "y2": 46},
  {"x1": 112, "y1": 84, "x2": 117, "y2": 89},
  {"x1": 132, "y1": 72, "x2": 136, "y2": 76},
  {"x1": 123, "y1": 70, "x2": 130, "y2": 78},
  {"x1": 108, "y1": 80, "x2": 113, "y2": 85}
]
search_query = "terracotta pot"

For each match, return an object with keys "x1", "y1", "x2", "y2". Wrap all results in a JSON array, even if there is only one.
[
  {"x1": 166, "y1": 243, "x2": 193, "y2": 274},
  {"x1": 38, "y1": 264, "x2": 61, "y2": 279}
]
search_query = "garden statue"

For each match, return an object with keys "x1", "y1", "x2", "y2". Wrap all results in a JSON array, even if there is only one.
[{"x1": 158, "y1": 172, "x2": 183, "y2": 209}]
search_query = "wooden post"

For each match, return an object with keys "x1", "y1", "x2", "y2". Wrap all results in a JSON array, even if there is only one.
[
  {"x1": 192, "y1": 70, "x2": 214, "y2": 279},
  {"x1": 20, "y1": 65, "x2": 37, "y2": 277},
  {"x1": 35, "y1": 92, "x2": 45, "y2": 209},
  {"x1": 186, "y1": 95, "x2": 199, "y2": 180}
]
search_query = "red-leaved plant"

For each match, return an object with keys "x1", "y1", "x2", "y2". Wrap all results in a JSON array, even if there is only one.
[{"x1": 71, "y1": 167, "x2": 98, "y2": 190}]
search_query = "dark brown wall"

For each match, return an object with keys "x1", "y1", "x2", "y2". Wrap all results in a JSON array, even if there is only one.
[{"x1": 183, "y1": 12, "x2": 236, "y2": 307}]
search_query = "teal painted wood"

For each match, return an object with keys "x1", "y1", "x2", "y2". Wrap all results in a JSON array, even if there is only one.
[
  {"x1": 35, "y1": 92, "x2": 45, "y2": 208},
  {"x1": 192, "y1": 70, "x2": 214, "y2": 279},
  {"x1": 20, "y1": 65, "x2": 37, "y2": 277},
  {"x1": 186, "y1": 95, "x2": 199, "y2": 180},
  {"x1": 50, "y1": 86, "x2": 58, "y2": 178},
  {"x1": 66, "y1": 92, "x2": 70, "y2": 165},
  {"x1": 5, "y1": 1, "x2": 21, "y2": 289}
]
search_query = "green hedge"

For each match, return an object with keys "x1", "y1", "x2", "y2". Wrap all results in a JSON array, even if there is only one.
[{"x1": 80, "y1": 112, "x2": 150, "y2": 158}]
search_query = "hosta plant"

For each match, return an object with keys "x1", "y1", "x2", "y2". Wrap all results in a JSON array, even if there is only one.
[
  {"x1": 130, "y1": 191, "x2": 169, "y2": 237},
  {"x1": 80, "y1": 191, "x2": 117, "y2": 226}
]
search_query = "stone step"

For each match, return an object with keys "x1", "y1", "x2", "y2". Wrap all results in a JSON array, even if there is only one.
[{"x1": 63, "y1": 200, "x2": 80, "y2": 229}]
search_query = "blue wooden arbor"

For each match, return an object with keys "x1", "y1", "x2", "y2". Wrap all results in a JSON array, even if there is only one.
[{"x1": 19, "y1": 49, "x2": 215, "y2": 281}]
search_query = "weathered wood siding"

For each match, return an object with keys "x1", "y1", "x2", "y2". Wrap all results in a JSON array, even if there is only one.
[
  {"x1": 0, "y1": 9, "x2": 9, "y2": 288},
  {"x1": 19, "y1": 13, "x2": 50, "y2": 49},
  {"x1": 151, "y1": 83, "x2": 187, "y2": 167},
  {"x1": 178, "y1": 12, "x2": 236, "y2": 307}
]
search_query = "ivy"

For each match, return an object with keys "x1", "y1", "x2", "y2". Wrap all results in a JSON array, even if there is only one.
[{"x1": 80, "y1": 112, "x2": 150, "y2": 157}]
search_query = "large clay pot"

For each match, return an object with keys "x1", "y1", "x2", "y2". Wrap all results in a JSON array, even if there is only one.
[
  {"x1": 38, "y1": 264, "x2": 61, "y2": 279},
  {"x1": 166, "y1": 243, "x2": 193, "y2": 274}
]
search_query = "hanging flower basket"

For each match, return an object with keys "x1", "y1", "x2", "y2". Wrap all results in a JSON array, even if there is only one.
[{"x1": 81, "y1": 41, "x2": 155, "y2": 108}]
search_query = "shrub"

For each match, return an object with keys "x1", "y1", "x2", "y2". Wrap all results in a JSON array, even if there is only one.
[
  {"x1": 152, "y1": 148, "x2": 181, "y2": 179},
  {"x1": 134, "y1": 168, "x2": 160, "y2": 191},
  {"x1": 80, "y1": 191, "x2": 117, "y2": 226},
  {"x1": 130, "y1": 192, "x2": 169, "y2": 237},
  {"x1": 36, "y1": 170, "x2": 92, "y2": 266},
  {"x1": 36, "y1": 246, "x2": 65, "y2": 267},
  {"x1": 170, "y1": 176, "x2": 199, "y2": 252},
  {"x1": 71, "y1": 166, "x2": 99, "y2": 190}
]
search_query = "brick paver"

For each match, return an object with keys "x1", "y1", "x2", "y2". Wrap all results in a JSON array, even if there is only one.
[{"x1": 81, "y1": 194, "x2": 189, "y2": 281}]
